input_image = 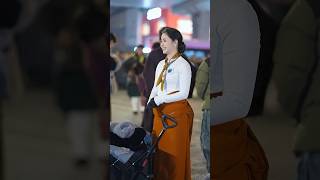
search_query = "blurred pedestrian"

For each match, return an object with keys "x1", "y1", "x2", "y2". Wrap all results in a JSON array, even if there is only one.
[
  {"x1": 151, "y1": 42, "x2": 160, "y2": 50},
  {"x1": 141, "y1": 40, "x2": 166, "y2": 131},
  {"x1": 110, "y1": 33, "x2": 118, "y2": 93},
  {"x1": 115, "y1": 51, "x2": 132, "y2": 89},
  {"x1": 143, "y1": 41, "x2": 166, "y2": 100},
  {"x1": 75, "y1": 4, "x2": 108, "y2": 157},
  {"x1": 195, "y1": 58, "x2": 210, "y2": 179},
  {"x1": 272, "y1": 0, "x2": 320, "y2": 179},
  {"x1": 0, "y1": 0, "x2": 21, "y2": 178},
  {"x1": 127, "y1": 65, "x2": 144, "y2": 115},
  {"x1": 134, "y1": 44, "x2": 146, "y2": 65},
  {"x1": 54, "y1": 27, "x2": 98, "y2": 167}
]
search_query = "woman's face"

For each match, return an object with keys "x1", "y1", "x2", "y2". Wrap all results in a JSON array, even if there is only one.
[{"x1": 160, "y1": 33, "x2": 177, "y2": 55}]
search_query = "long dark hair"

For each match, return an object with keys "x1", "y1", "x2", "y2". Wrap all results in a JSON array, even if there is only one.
[{"x1": 160, "y1": 27, "x2": 186, "y2": 53}]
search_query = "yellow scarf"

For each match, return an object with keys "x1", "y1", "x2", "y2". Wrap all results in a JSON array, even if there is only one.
[{"x1": 156, "y1": 53, "x2": 181, "y2": 91}]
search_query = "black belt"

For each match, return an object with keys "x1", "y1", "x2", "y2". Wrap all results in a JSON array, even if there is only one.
[{"x1": 210, "y1": 92, "x2": 223, "y2": 99}]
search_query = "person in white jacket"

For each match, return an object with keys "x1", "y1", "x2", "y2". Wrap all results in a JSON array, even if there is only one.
[
  {"x1": 146, "y1": 27, "x2": 194, "y2": 180},
  {"x1": 210, "y1": 0, "x2": 268, "y2": 179}
]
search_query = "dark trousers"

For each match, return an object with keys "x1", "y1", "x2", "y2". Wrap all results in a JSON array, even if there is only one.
[{"x1": 297, "y1": 152, "x2": 320, "y2": 180}]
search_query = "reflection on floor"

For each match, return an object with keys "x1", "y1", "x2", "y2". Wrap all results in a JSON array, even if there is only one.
[
  {"x1": 3, "y1": 89, "x2": 105, "y2": 180},
  {"x1": 3, "y1": 88, "x2": 298, "y2": 180}
]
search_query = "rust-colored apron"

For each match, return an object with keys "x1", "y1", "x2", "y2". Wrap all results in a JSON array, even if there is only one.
[
  {"x1": 211, "y1": 119, "x2": 269, "y2": 180},
  {"x1": 152, "y1": 100, "x2": 194, "y2": 180}
]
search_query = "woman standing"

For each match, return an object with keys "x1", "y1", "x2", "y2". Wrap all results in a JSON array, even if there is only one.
[
  {"x1": 211, "y1": 0, "x2": 268, "y2": 179},
  {"x1": 147, "y1": 27, "x2": 194, "y2": 180}
]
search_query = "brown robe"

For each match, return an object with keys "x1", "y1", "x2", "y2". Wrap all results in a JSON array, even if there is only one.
[
  {"x1": 152, "y1": 100, "x2": 194, "y2": 180},
  {"x1": 211, "y1": 119, "x2": 269, "y2": 180}
]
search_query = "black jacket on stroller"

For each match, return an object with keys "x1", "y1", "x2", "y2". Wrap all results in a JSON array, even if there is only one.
[{"x1": 109, "y1": 114, "x2": 177, "y2": 180}]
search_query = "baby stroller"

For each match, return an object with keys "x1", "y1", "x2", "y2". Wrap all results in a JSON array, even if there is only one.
[{"x1": 109, "y1": 114, "x2": 177, "y2": 180}]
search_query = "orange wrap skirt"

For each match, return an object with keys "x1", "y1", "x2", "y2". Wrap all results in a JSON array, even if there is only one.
[
  {"x1": 211, "y1": 119, "x2": 269, "y2": 180},
  {"x1": 152, "y1": 100, "x2": 194, "y2": 180}
]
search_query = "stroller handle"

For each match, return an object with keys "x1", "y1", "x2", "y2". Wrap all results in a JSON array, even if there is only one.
[{"x1": 161, "y1": 114, "x2": 177, "y2": 129}]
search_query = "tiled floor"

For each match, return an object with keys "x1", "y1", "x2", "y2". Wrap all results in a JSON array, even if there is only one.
[
  {"x1": 3, "y1": 89, "x2": 105, "y2": 180},
  {"x1": 3, "y1": 88, "x2": 297, "y2": 180}
]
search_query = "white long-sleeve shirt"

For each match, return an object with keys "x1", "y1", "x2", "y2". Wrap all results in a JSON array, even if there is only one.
[
  {"x1": 211, "y1": 0, "x2": 260, "y2": 125},
  {"x1": 148, "y1": 56, "x2": 191, "y2": 105}
]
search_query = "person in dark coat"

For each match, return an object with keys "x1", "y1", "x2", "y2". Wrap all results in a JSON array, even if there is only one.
[
  {"x1": 54, "y1": 27, "x2": 98, "y2": 167},
  {"x1": 135, "y1": 44, "x2": 146, "y2": 65},
  {"x1": 272, "y1": 0, "x2": 320, "y2": 179},
  {"x1": 143, "y1": 46, "x2": 166, "y2": 99},
  {"x1": 141, "y1": 39, "x2": 166, "y2": 131},
  {"x1": 127, "y1": 65, "x2": 145, "y2": 115}
]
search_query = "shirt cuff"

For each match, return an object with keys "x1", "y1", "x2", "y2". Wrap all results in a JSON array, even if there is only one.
[{"x1": 154, "y1": 96, "x2": 164, "y2": 106}]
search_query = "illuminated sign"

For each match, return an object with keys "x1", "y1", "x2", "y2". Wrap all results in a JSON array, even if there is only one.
[{"x1": 147, "y1": 7, "x2": 162, "y2": 20}]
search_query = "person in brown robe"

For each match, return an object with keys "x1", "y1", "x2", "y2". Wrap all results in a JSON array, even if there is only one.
[
  {"x1": 147, "y1": 27, "x2": 194, "y2": 180},
  {"x1": 211, "y1": 0, "x2": 269, "y2": 179}
]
